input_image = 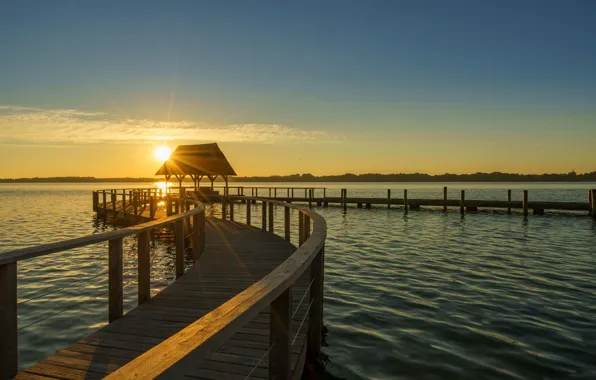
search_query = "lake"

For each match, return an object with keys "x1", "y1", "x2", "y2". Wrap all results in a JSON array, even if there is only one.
[{"x1": 1, "y1": 182, "x2": 595, "y2": 379}]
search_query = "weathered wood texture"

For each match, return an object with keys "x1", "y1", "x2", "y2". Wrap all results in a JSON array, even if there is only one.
[{"x1": 17, "y1": 218, "x2": 309, "y2": 380}]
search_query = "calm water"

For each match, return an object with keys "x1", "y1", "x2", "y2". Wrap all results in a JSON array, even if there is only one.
[{"x1": 1, "y1": 182, "x2": 596, "y2": 379}]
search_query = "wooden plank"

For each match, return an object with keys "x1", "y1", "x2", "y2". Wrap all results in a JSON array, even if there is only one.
[
  {"x1": 41, "y1": 354, "x2": 121, "y2": 374},
  {"x1": 21, "y1": 363, "x2": 104, "y2": 380}
]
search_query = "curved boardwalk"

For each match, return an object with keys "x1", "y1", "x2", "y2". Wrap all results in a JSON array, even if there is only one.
[{"x1": 17, "y1": 218, "x2": 309, "y2": 380}]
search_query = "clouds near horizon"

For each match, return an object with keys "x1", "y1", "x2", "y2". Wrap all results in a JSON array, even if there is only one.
[{"x1": 0, "y1": 105, "x2": 331, "y2": 146}]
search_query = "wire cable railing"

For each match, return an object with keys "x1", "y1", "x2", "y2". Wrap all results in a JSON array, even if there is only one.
[
  {"x1": 18, "y1": 270, "x2": 109, "y2": 305},
  {"x1": 18, "y1": 280, "x2": 133, "y2": 332}
]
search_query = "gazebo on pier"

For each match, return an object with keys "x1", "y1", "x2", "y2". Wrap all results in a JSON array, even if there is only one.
[{"x1": 155, "y1": 143, "x2": 236, "y2": 193}]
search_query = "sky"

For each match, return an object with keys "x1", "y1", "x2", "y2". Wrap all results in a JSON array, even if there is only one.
[{"x1": 1, "y1": 0, "x2": 595, "y2": 177}]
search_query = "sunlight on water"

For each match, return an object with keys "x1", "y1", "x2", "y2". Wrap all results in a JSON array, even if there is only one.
[
  {"x1": 1, "y1": 182, "x2": 596, "y2": 378},
  {"x1": 155, "y1": 181, "x2": 173, "y2": 191}
]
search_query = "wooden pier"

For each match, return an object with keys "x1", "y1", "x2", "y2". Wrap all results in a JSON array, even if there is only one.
[
  {"x1": 160, "y1": 185, "x2": 595, "y2": 218},
  {"x1": 0, "y1": 192, "x2": 326, "y2": 380}
]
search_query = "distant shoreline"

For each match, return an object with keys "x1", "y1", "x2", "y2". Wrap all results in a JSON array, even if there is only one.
[{"x1": 1, "y1": 172, "x2": 596, "y2": 183}]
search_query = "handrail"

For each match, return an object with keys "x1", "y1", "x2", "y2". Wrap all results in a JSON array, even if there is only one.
[
  {"x1": 106, "y1": 197, "x2": 326, "y2": 379},
  {"x1": 0, "y1": 197, "x2": 204, "y2": 266},
  {"x1": 0, "y1": 194, "x2": 207, "y2": 379}
]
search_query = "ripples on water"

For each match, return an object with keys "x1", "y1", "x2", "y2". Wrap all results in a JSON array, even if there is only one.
[{"x1": 1, "y1": 183, "x2": 596, "y2": 378}]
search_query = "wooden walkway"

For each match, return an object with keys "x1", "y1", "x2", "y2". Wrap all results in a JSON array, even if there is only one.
[{"x1": 17, "y1": 218, "x2": 309, "y2": 380}]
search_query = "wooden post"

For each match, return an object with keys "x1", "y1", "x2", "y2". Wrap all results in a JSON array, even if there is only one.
[
  {"x1": 166, "y1": 196, "x2": 172, "y2": 216},
  {"x1": 269, "y1": 188, "x2": 272, "y2": 197},
  {"x1": 268, "y1": 202, "x2": 274, "y2": 232},
  {"x1": 229, "y1": 199, "x2": 234, "y2": 221},
  {"x1": 590, "y1": 189, "x2": 596, "y2": 220},
  {"x1": 523, "y1": 190, "x2": 529, "y2": 217},
  {"x1": 304, "y1": 215, "x2": 311, "y2": 241},
  {"x1": 284, "y1": 206, "x2": 290, "y2": 241},
  {"x1": 460, "y1": 190, "x2": 465, "y2": 215},
  {"x1": 404, "y1": 189, "x2": 408, "y2": 215},
  {"x1": 299, "y1": 212, "x2": 305, "y2": 246},
  {"x1": 133, "y1": 193, "x2": 138, "y2": 217},
  {"x1": 342, "y1": 189, "x2": 347, "y2": 211},
  {"x1": 102, "y1": 191, "x2": 107, "y2": 210},
  {"x1": 269, "y1": 287, "x2": 292, "y2": 380},
  {"x1": 109, "y1": 237, "x2": 123, "y2": 323},
  {"x1": 138, "y1": 231, "x2": 150, "y2": 303},
  {"x1": 291, "y1": 188, "x2": 294, "y2": 199},
  {"x1": 307, "y1": 246, "x2": 324, "y2": 362},
  {"x1": 274, "y1": 188, "x2": 277, "y2": 198},
  {"x1": 0, "y1": 262, "x2": 17, "y2": 379},
  {"x1": 309, "y1": 189, "x2": 312, "y2": 208},
  {"x1": 150, "y1": 196, "x2": 157, "y2": 219},
  {"x1": 323, "y1": 188, "x2": 326, "y2": 199},
  {"x1": 92, "y1": 191, "x2": 98, "y2": 212},
  {"x1": 221, "y1": 197, "x2": 227, "y2": 220},
  {"x1": 246, "y1": 201, "x2": 252, "y2": 225},
  {"x1": 387, "y1": 189, "x2": 391, "y2": 209},
  {"x1": 175, "y1": 220, "x2": 185, "y2": 278},
  {"x1": 262, "y1": 201, "x2": 267, "y2": 231},
  {"x1": 192, "y1": 213, "x2": 201, "y2": 262},
  {"x1": 443, "y1": 186, "x2": 448, "y2": 212},
  {"x1": 111, "y1": 192, "x2": 117, "y2": 215},
  {"x1": 507, "y1": 190, "x2": 512, "y2": 215},
  {"x1": 588, "y1": 190, "x2": 592, "y2": 216},
  {"x1": 256, "y1": 188, "x2": 259, "y2": 197},
  {"x1": 122, "y1": 191, "x2": 127, "y2": 217},
  {"x1": 198, "y1": 211, "x2": 206, "y2": 255}
]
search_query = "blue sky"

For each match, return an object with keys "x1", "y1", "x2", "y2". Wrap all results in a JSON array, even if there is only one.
[{"x1": 0, "y1": 1, "x2": 595, "y2": 176}]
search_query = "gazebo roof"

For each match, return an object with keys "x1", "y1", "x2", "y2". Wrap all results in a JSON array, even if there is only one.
[{"x1": 155, "y1": 143, "x2": 237, "y2": 177}]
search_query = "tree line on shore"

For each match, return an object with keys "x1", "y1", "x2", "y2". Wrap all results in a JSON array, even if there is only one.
[{"x1": 2, "y1": 171, "x2": 596, "y2": 183}]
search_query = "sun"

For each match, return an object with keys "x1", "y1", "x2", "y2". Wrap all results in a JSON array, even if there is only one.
[{"x1": 154, "y1": 146, "x2": 172, "y2": 162}]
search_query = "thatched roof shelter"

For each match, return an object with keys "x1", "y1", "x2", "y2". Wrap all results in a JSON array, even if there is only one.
[{"x1": 155, "y1": 143, "x2": 236, "y2": 190}]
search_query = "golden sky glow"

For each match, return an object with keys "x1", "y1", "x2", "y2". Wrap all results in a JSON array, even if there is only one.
[{"x1": 1, "y1": 3, "x2": 595, "y2": 178}]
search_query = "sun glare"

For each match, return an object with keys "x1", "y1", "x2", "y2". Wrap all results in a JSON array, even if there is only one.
[{"x1": 154, "y1": 146, "x2": 172, "y2": 162}]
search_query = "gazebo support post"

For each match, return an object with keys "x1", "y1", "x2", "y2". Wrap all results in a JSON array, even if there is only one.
[
  {"x1": 207, "y1": 175, "x2": 217, "y2": 191},
  {"x1": 175, "y1": 174, "x2": 186, "y2": 197},
  {"x1": 164, "y1": 174, "x2": 171, "y2": 194}
]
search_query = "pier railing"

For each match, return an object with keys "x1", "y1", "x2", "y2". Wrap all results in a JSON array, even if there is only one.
[
  {"x1": 105, "y1": 196, "x2": 327, "y2": 380},
  {"x1": 0, "y1": 197, "x2": 206, "y2": 378},
  {"x1": 94, "y1": 185, "x2": 596, "y2": 221}
]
